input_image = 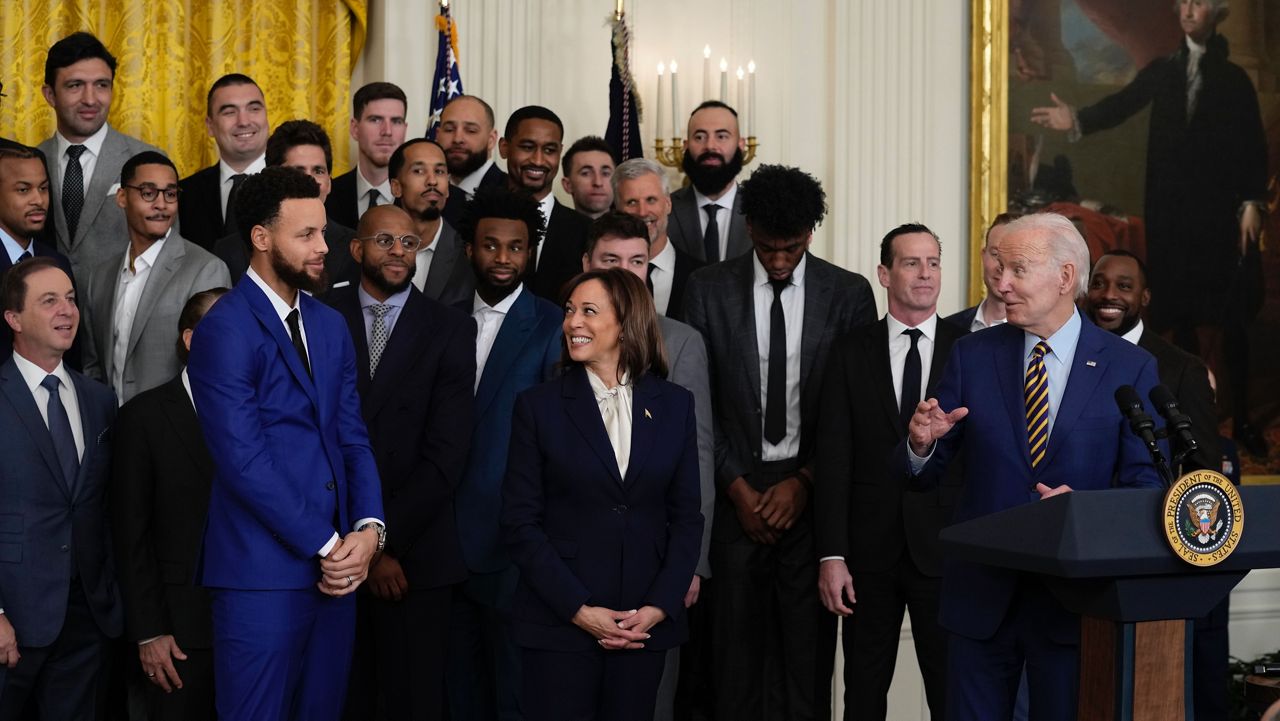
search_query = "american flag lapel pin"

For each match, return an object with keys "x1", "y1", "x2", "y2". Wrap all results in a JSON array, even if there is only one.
[{"x1": 1086, "y1": 360, "x2": 1097, "y2": 367}]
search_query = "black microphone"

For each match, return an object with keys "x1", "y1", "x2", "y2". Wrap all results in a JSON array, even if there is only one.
[
  {"x1": 1114, "y1": 385, "x2": 1173, "y2": 486},
  {"x1": 1149, "y1": 384, "x2": 1199, "y2": 461}
]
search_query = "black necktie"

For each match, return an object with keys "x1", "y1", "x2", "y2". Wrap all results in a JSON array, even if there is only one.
[
  {"x1": 702, "y1": 203, "x2": 721, "y2": 263},
  {"x1": 41, "y1": 375, "x2": 80, "y2": 490},
  {"x1": 224, "y1": 173, "x2": 247, "y2": 235},
  {"x1": 645, "y1": 262, "x2": 656, "y2": 296},
  {"x1": 900, "y1": 328, "x2": 923, "y2": 431},
  {"x1": 18, "y1": 250, "x2": 31, "y2": 262},
  {"x1": 367, "y1": 188, "x2": 382, "y2": 210},
  {"x1": 286, "y1": 309, "x2": 312, "y2": 378},
  {"x1": 763, "y1": 278, "x2": 789, "y2": 445},
  {"x1": 63, "y1": 145, "x2": 87, "y2": 242}
]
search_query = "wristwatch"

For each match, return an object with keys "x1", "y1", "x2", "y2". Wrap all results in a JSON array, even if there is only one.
[{"x1": 358, "y1": 521, "x2": 387, "y2": 553}]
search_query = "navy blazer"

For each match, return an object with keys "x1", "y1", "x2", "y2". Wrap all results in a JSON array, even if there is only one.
[
  {"x1": 0, "y1": 357, "x2": 121, "y2": 646},
  {"x1": 187, "y1": 275, "x2": 383, "y2": 590},
  {"x1": 501, "y1": 368, "x2": 703, "y2": 652},
  {"x1": 453, "y1": 287, "x2": 563, "y2": 573}
]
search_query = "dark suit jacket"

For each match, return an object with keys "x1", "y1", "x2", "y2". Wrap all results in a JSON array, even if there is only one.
[
  {"x1": 662, "y1": 243, "x2": 704, "y2": 322},
  {"x1": 177, "y1": 164, "x2": 223, "y2": 250},
  {"x1": 421, "y1": 220, "x2": 475, "y2": 307},
  {"x1": 943, "y1": 304, "x2": 978, "y2": 332},
  {"x1": 501, "y1": 368, "x2": 703, "y2": 651},
  {"x1": 453, "y1": 287, "x2": 563, "y2": 574},
  {"x1": 816, "y1": 317, "x2": 964, "y2": 577},
  {"x1": 1138, "y1": 327, "x2": 1220, "y2": 473},
  {"x1": 325, "y1": 169, "x2": 361, "y2": 231},
  {"x1": 0, "y1": 357, "x2": 121, "y2": 646},
  {"x1": 327, "y1": 285, "x2": 475, "y2": 588},
  {"x1": 666, "y1": 185, "x2": 750, "y2": 263},
  {"x1": 442, "y1": 164, "x2": 507, "y2": 227},
  {"x1": 212, "y1": 221, "x2": 357, "y2": 292},
  {"x1": 529, "y1": 200, "x2": 591, "y2": 302},
  {"x1": 110, "y1": 374, "x2": 214, "y2": 648},
  {"x1": 1, "y1": 242, "x2": 77, "y2": 366},
  {"x1": 683, "y1": 252, "x2": 877, "y2": 494}
]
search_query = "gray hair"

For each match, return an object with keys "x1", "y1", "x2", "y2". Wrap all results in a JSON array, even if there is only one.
[
  {"x1": 1173, "y1": 0, "x2": 1229, "y2": 21},
  {"x1": 1003, "y1": 212, "x2": 1091, "y2": 298},
  {"x1": 611, "y1": 158, "x2": 670, "y2": 196}
]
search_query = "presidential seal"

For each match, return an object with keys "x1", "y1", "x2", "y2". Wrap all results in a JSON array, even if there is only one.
[{"x1": 1162, "y1": 470, "x2": 1243, "y2": 567}]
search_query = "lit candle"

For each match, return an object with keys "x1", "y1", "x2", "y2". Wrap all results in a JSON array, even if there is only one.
[
  {"x1": 670, "y1": 60, "x2": 680, "y2": 138},
  {"x1": 719, "y1": 58, "x2": 728, "y2": 102},
  {"x1": 736, "y1": 67, "x2": 745, "y2": 134},
  {"x1": 702, "y1": 46, "x2": 712, "y2": 101},
  {"x1": 747, "y1": 60, "x2": 756, "y2": 138},
  {"x1": 656, "y1": 63, "x2": 665, "y2": 140}
]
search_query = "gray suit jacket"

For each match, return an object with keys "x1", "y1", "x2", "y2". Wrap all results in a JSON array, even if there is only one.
[
  {"x1": 422, "y1": 220, "x2": 475, "y2": 308},
  {"x1": 666, "y1": 184, "x2": 751, "y2": 263},
  {"x1": 658, "y1": 315, "x2": 714, "y2": 577},
  {"x1": 80, "y1": 235, "x2": 231, "y2": 404},
  {"x1": 38, "y1": 126, "x2": 165, "y2": 279}
]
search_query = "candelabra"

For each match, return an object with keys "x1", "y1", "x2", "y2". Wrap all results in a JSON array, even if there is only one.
[{"x1": 653, "y1": 136, "x2": 759, "y2": 170}]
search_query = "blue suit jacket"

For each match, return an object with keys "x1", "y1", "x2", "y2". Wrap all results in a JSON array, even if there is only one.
[
  {"x1": 453, "y1": 287, "x2": 563, "y2": 573},
  {"x1": 900, "y1": 317, "x2": 1162, "y2": 640},
  {"x1": 501, "y1": 368, "x2": 703, "y2": 651},
  {"x1": 0, "y1": 357, "x2": 121, "y2": 646},
  {"x1": 187, "y1": 276, "x2": 383, "y2": 590}
]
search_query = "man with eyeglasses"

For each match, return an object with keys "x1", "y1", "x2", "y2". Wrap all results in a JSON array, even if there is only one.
[
  {"x1": 326, "y1": 203, "x2": 475, "y2": 720},
  {"x1": 388, "y1": 138, "x2": 473, "y2": 306},
  {"x1": 79, "y1": 151, "x2": 229, "y2": 404}
]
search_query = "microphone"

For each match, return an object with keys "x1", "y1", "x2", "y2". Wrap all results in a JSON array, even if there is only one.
[
  {"x1": 1148, "y1": 385, "x2": 1199, "y2": 464},
  {"x1": 1114, "y1": 385, "x2": 1173, "y2": 486}
]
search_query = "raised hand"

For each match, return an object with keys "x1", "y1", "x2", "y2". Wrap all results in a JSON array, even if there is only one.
[
  {"x1": 1029, "y1": 93, "x2": 1074, "y2": 132},
  {"x1": 908, "y1": 398, "x2": 969, "y2": 457}
]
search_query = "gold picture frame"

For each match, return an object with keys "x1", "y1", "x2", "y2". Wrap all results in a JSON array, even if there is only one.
[{"x1": 967, "y1": 0, "x2": 1008, "y2": 305}]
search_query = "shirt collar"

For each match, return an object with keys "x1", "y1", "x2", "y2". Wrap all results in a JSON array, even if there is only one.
[
  {"x1": 649, "y1": 237, "x2": 676, "y2": 273},
  {"x1": 56, "y1": 122, "x2": 109, "y2": 160},
  {"x1": 355, "y1": 167, "x2": 392, "y2": 204},
  {"x1": 1120, "y1": 318, "x2": 1144, "y2": 346},
  {"x1": 693, "y1": 180, "x2": 737, "y2": 209},
  {"x1": 0, "y1": 226, "x2": 31, "y2": 263},
  {"x1": 422, "y1": 221, "x2": 444, "y2": 252},
  {"x1": 358, "y1": 282, "x2": 411, "y2": 311},
  {"x1": 974, "y1": 296, "x2": 1007, "y2": 328},
  {"x1": 1023, "y1": 307, "x2": 1082, "y2": 366},
  {"x1": 1186, "y1": 35, "x2": 1208, "y2": 55},
  {"x1": 11, "y1": 349, "x2": 71, "y2": 394},
  {"x1": 473, "y1": 282, "x2": 524, "y2": 315},
  {"x1": 181, "y1": 367, "x2": 194, "y2": 408},
  {"x1": 886, "y1": 312, "x2": 938, "y2": 342},
  {"x1": 246, "y1": 266, "x2": 301, "y2": 321},
  {"x1": 121, "y1": 231, "x2": 169, "y2": 275},
  {"x1": 752, "y1": 250, "x2": 807, "y2": 289},
  {"x1": 537, "y1": 193, "x2": 556, "y2": 224},
  {"x1": 219, "y1": 154, "x2": 266, "y2": 186},
  {"x1": 457, "y1": 158, "x2": 495, "y2": 195}
]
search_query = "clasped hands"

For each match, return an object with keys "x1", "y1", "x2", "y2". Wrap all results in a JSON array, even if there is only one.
[
  {"x1": 317, "y1": 527, "x2": 380, "y2": 596},
  {"x1": 728, "y1": 473, "x2": 808, "y2": 545},
  {"x1": 573, "y1": 604, "x2": 667, "y2": 650}
]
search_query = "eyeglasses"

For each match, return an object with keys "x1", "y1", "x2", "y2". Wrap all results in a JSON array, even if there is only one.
[
  {"x1": 358, "y1": 233, "x2": 424, "y2": 252},
  {"x1": 123, "y1": 184, "x2": 181, "y2": 203}
]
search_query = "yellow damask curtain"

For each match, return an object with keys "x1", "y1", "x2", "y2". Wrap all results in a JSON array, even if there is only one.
[{"x1": 0, "y1": 0, "x2": 367, "y2": 177}]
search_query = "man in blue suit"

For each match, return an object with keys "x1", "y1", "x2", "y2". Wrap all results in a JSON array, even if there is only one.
[
  {"x1": 187, "y1": 167, "x2": 385, "y2": 721},
  {"x1": 902, "y1": 213, "x2": 1162, "y2": 721},
  {"x1": 447, "y1": 186, "x2": 563, "y2": 721},
  {"x1": 0, "y1": 256, "x2": 120, "y2": 720}
]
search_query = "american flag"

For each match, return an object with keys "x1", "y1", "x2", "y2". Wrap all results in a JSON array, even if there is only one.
[{"x1": 426, "y1": 2, "x2": 463, "y2": 140}]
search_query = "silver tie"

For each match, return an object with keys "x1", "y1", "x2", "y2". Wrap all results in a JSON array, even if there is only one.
[{"x1": 368, "y1": 304, "x2": 392, "y2": 377}]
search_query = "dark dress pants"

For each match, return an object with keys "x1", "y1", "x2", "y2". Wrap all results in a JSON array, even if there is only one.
[
  {"x1": 446, "y1": 565, "x2": 523, "y2": 721},
  {"x1": 0, "y1": 584, "x2": 110, "y2": 721},
  {"x1": 522, "y1": 646, "x2": 665, "y2": 721},
  {"x1": 344, "y1": 583, "x2": 453, "y2": 720}
]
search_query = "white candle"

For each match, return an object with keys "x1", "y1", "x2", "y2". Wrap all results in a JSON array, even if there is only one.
[
  {"x1": 719, "y1": 58, "x2": 728, "y2": 102},
  {"x1": 656, "y1": 63, "x2": 665, "y2": 140},
  {"x1": 670, "y1": 60, "x2": 680, "y2": 138},
  {"x1": 748, "y1": 60, "x2": 757, "y2": 138},
  {"x1": 736, "y1": 66, "x2": 745, "y2": 118},
  {"x1": 702, "y1": 46, "x2": 712, "y2": 102}
]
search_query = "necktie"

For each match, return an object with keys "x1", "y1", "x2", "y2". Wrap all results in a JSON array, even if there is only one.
[
  {"x1": 286, "y1": 309, "x2": 312, "y2": 379},
  {"x1": 702, "y1": 203, "x2": 721, "y2": 263},
  {"x1": 366, "y1": 188, "x2": 382, "y2": 211},
  {"x1": 368, "y1": 304, "x2": 392, "y2": 377},
  {"x1": 18, "y1": 250, "x2": 31, "y2": 262},
  {"x1": 1025, "y1": 341, "x2": 1051, "y2": 467},
  {"x1": 223, "y1": 173, "x2": 247, "y2": 236},
  {"x1": 900, "y1": 328, "x2": 923, "y2": 431},
  {"x1": 63, "y1": 145, "x2": 87, "y2": 242},
  {"x1": 763, "y1": 278, "x2": 789, "y2": 445},
  {"x1": 41, "y1": 375, "x2": 80, "y2": 490},
  {"x1": 645, "y1": 262, "x2": 656, "y2": 296}
]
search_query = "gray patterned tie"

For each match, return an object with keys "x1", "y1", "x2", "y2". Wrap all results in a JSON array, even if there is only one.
[
  {"x1": 368, "y1": 304, "x2": 392, "y2": 377},
  {"x1": 63, "y1": 145, "x2": 87, "y2": 242}
]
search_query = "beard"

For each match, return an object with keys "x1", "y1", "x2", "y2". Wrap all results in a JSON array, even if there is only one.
[
  {"x1": 270, "y1": 245, "x2": 330, "y2": 295},
  {"x1": 447, "y1": 147, "x2": 488, "y2": 178},
  {"x1": 682, "y1": 146, "x2": 744, "y2": 196},
  {"x1": 362, "y1": 256, "x2": 416, "y2": 297}
]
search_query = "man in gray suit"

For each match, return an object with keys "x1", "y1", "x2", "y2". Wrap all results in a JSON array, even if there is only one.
[
  {"x1": 80, "y1": 152, "x2": 229, "y2": 404},
  {"x1": 38, "y1": 32, "x2": 165, "y2": 279},
  {"x1": 684, "y1": 165, "x2": 876, "y2": 720},
  {"x1": 667, "y1": 101, "x2": 752, "y2": 264},
  {"x1": 388, "y1": 138, "x2": 474, "y2": 307}
]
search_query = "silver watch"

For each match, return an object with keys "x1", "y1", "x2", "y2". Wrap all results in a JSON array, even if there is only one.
[{"x1": 358, "y1": 521, "x2": 387, "y2": 553}]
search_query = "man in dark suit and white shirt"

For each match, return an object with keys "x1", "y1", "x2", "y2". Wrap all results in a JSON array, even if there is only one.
[
  {"x1": 388, "y1": 138, "x2": 473, "y2": 306},
  {"x1": 437, "y1": 95, "x2": 507, "y2": 226},
  {"x1": 326, "y1": 82, "x2": 408, "y2": 231},
  {"x1": 667, "y1": 101, "x2": 751, "y2": 264},
  {"x1": 177, "y1": 74, "x2": 269, "y2": 250},
  {"x1": 561, "y1": 135, "x2": 616, "y2": 220},
  {"x1": 0, "y1": 256, "x2": 121, "y2": 720},
  {"x1": 329, "y1": 205, "x2": 476, "y2": 720},
  {"x1": 684, "y1": 165, "x2": 877, "y2": 720},
  {"x1": 816, "y1": 223, "x2": 961, "y2": 720},
  {"x1": 38, "y1": 32, "x2": 164, "y2": 279},
  {"x1": 612, "y1": 159, "x2": 703, "y2": 321}
]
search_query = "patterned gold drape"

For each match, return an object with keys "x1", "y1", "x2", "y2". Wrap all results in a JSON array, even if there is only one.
[{"x1": 0, "y1": 0, "x2": 367, "y2": 177}]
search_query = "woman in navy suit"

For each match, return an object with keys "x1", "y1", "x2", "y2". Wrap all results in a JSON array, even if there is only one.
[{"x1": 501, "y1": 268, "x2": 704, "y2": 721}]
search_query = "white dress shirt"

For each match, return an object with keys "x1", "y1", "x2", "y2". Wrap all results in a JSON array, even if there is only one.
[
  {"x1": 56, "y1": 123, "x2": 110, "y2": 199},
  {"x1": 411, "y1": 222, "x2": 443, "y2": 293},
  {"x1": 0, "y1": 226, "x2": 32, "y2": 263},
  {"x1": 12, "y1": 351, "x2": 85, "y2": 459},
  {"x1": 693, "y1": 182, "x2": 737, "y2": 260},
  {"x1": 219, "y1": 154, "x2": 266, "y2": 220},
  {"x1": 472, "y1": 284, "x2": 525, "y2": 391},
  {"x1": 887, "y1": 313, "x2": 938, "y2": 410},
  {"x1": 970, "y1": 296, "x2": 1008, "y2": 332},
  {"x1": 1120, "y1": 319, "x2": 1144, "y2": 346},
  {"x1": 358, "y1": 283, "x2": 410, "y2": 344},
  {"x1": 753, "y1": 252, "x2": 805, "y2": 461},
  {"x1": 455, "y1": 158, "x2": 496, "y2": 197},
  {"x1": 355, "y1": 168, "x2": 394, "y2": 220},
  {"x1": 110, "y1": 234, "x2": 169, "y2": 400},
  {"x1": 586, "y1": 368, "x2": 633, "y2": 477},
  {"x1": 648, "y1": 239, "x2": 677, "y2": 316},
  {"x1": 534, "y1": 192, "x2": 556, "y2": 267}
]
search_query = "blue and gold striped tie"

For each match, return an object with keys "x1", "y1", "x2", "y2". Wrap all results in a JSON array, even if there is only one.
[{"x1": 1025, "y1": 341, "x2": 1051, "y2": 468}]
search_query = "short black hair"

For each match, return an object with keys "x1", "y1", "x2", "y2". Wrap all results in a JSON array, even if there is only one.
[
  {"x1": 176, "y1": 287, "x2": 230, "y2": 364},
  {"x1": 0, "y1": 146, "x2": 43, "y2": 180},
  {"x1": 352, "y1": 82, "x2": 407, "y2": 119},
  {"x1": 739, "y1": 164, "x2": 827, "y2": 240},
  {"x1": 456, "y1": 186, "x2": 544, "y2": 251},
  {"x1": 585, "y1": 212, "x2": 650, "y2": 257},
  {"x1": 120, "y1": 151, "x2": 177, "y2": 186},
  {"x1": 2, "y1": 256, "x2": 64, "y2": 313},
  {"x1": 205, "y1": 73, "x2": 261, "y2": 117},
  {"x1": 266, "y1": 119, "x2": 333, "y2": 171},
  {"x1": 443, "y1": 95, "x2": 496, "y2": 129},
  {"x1": 879, "y1": 223, "x2": 940, "y2": 267},
  {"x1": 689, "y1": 100, "x2": 739, "y2": 119},
  {"x1": 1094, "y1": 248, "x2": 1149, "y2": 286},
  {"x1": 562, "y1": 135, "x2": 617, "y2": 175},
  {"x1": 985, "y1": 211, "x2": 1022, "y2": 244},
  {"x1": 234, "y1": 166, "x2": 320, "y2": 250},
  {"x1": 388, "y1": 138, "x2": 444, "y2": 179},
  {"x1": 503, "y1": 105, "x2": 564, "y2": 141},
  {"x1": 44, "y1": 32, "x2": 116, "y2": 88}
]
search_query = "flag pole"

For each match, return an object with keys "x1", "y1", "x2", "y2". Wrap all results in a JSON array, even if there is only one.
[{"x1": 615, "y1": 0, "x2": 623, "y2": 21}]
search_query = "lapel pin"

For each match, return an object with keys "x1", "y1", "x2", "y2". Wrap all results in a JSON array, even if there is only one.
[
  {"x1": 1086, "y1": 360, "x2": 1097, "y2": 367},
  {"x1": 644, "y1": 408, "x2": 653, "y2": 420}
]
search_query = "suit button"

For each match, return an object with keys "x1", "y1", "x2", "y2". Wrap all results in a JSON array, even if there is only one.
[
  {"x1": 60, "y1": 544, "x2": 69, "y2": 552},
  {"x1": 326, "y1": 481, "x2": 336, "y2": 491}
]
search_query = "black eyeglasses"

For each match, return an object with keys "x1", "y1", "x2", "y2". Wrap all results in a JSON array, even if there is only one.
[
  {"x1": 123, "y1": 184, "x2": 181, "y2": 203},
  {"x1": 357, "y1": 233, "x2": 424, "y2": 252}
]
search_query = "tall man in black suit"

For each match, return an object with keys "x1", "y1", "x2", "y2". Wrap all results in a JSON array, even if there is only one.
[
  {"x1": 329, "y1": 205, "x2": 475, "y2": 720},
  {"x1": 684, "y1": 165, "x2": 877, "y2": 720},
  {"x1": 667, "y1": 101, "x2": 752, "y2": 263},
  {"x1": 110, "y1": 287, "x2": 228, "y2": 721},
  {"x1": 0, "y1": 256, "x2": 121, "y2": 720},
  {"x1": 388, "y1": 138, "x2": 474, "y2": 306},
  {"x1": 437, "y1": 95, "x2": 507, "y2": 226},
  {"x1": 613, "y1": 158, "x2": 703, "y2": 321},
  {"x1": 327, "y1": 83, "x2": 408, "y2": 231},
  {"x1": 499, "y1": 105, "x2": 591, "y2": 301},
  {"x1": 178, "y1": 74, "x2": 268, "y2": 250},
  {"x1": 816, "y1": 224, "x2": 960, "y2": 720}
]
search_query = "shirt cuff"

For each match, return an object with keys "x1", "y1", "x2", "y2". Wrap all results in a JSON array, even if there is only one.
[
  {"x1": 908, "y1": 443, "x2": 935, "y2": 474},
  {"x1": 819, "y1": 556, "x2": 846, "y2": 563},
  {"x1": 353, "y1": 517, "x2": 384, "y2": 533},
  {"x1": 138, "y1": 635, "x2": 162, "y2": 646},
  {"x1": 317, "y1": 532, "x2": 340, "y2": 558}
]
